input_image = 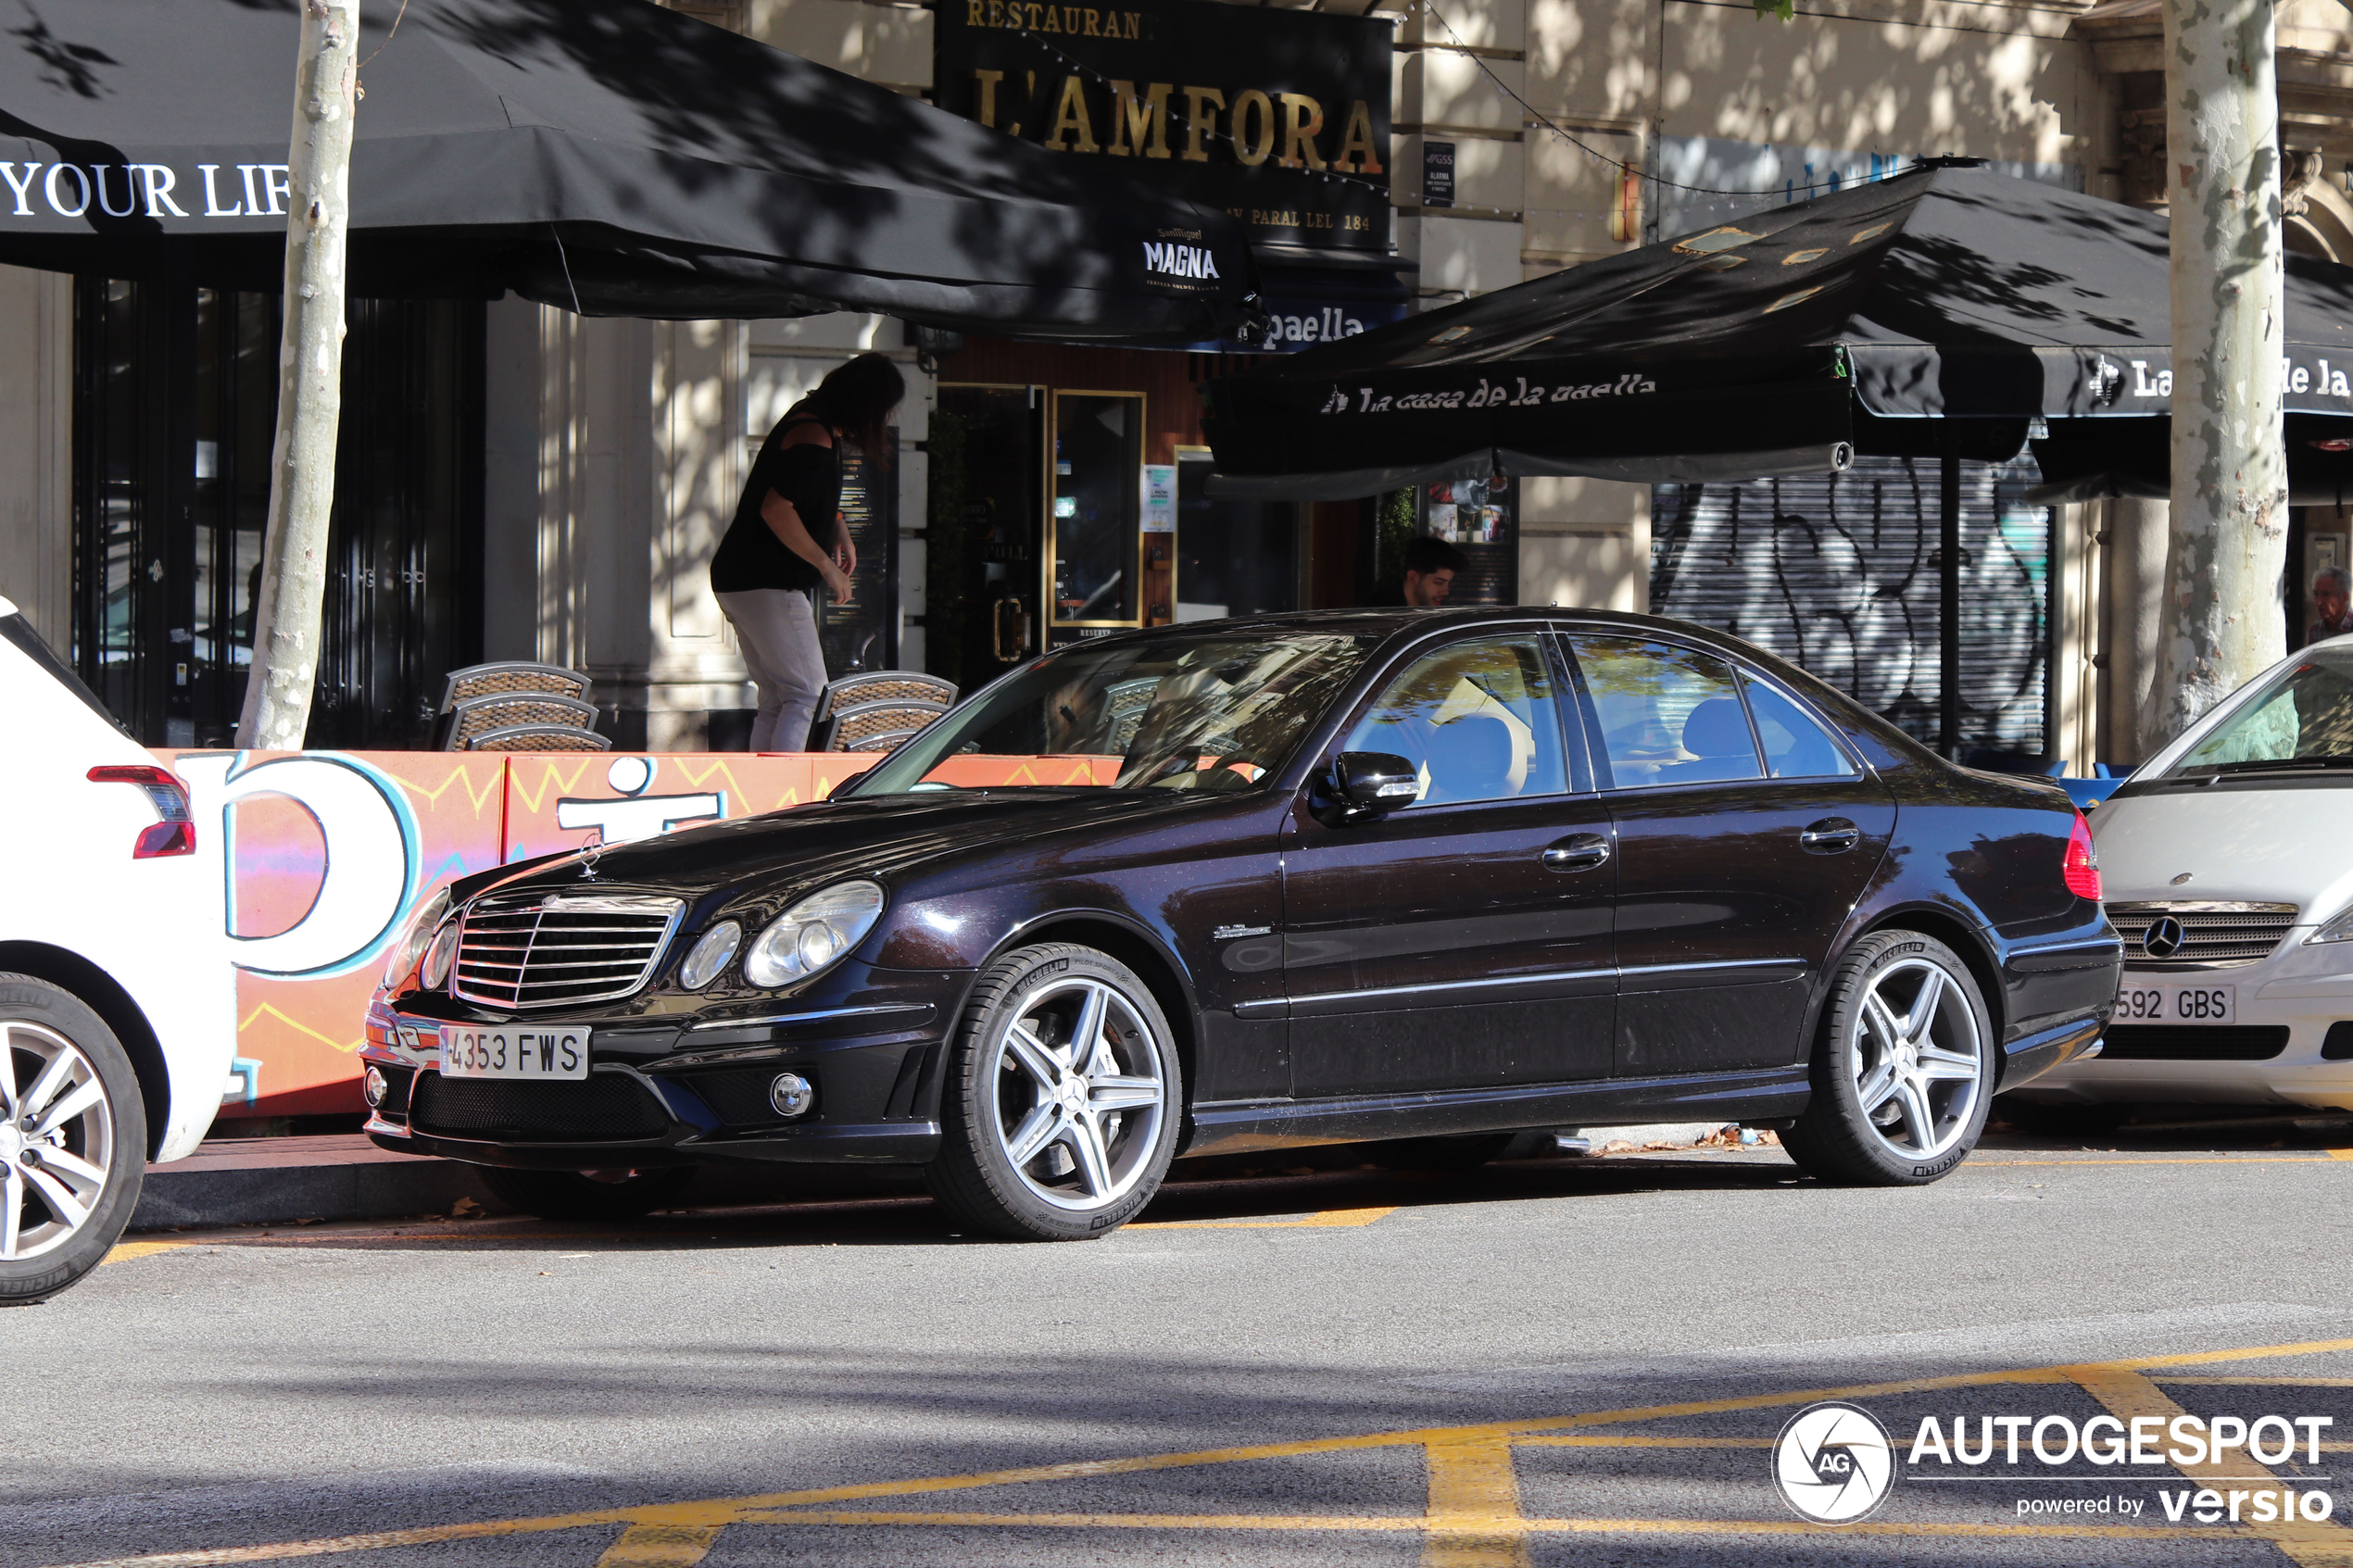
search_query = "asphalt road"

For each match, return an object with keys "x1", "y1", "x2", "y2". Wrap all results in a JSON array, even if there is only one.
[{"x1": 12, "y1": 1116, "x2": 2353, "y2": 1568}]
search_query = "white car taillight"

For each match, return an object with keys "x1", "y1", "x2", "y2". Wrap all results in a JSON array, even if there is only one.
[{"x1": 86, "y1": 764, "x2": 195, "y2": 859}]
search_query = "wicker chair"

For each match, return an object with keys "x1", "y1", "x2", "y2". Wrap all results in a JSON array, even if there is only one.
[
  {"x1": 434, "y1": 661, "x2": 590, "y2": 746},
  {"x1": 809, "y1": 671, "x2": 958, "y2": 752},
  {"x1": 828, "y1": 697, "x2": 950, "y2": 753},
  {"x1": 449, "y1": 693, "x2": 602, "y2": 749},
  {"x1": 466, "y1": 723, "x2": 613, "y2": 753}
]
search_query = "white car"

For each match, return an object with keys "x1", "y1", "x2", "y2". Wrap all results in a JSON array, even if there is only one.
[
  {"x1": 2018, "y1": 633, "x2": 2353, "y2": 1112},
  {"x1": 0, "y1": 595, "x2": 231, "y2": 1303}
]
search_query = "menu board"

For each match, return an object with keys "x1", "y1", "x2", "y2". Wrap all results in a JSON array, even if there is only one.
[{"x1": 1418, "y1": 474, "x2": 1518, "y2": 604}]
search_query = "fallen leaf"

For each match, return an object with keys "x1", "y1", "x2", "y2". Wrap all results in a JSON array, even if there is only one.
[{"x1": 452, "y1": 1197, "x2": 483, "y2": 1218}]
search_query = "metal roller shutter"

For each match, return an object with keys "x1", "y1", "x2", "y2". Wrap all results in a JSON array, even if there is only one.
[{"x1": 1650, "y1": 454, "x2": 2051, "y2": 757}]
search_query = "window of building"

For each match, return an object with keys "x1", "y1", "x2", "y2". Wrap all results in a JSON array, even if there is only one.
[{"x1": 1048, "y1": 390, "x2": 1143, "y2": 629}]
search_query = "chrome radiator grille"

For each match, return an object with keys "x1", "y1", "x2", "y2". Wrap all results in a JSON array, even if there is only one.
[
  {"x1": 452, "y1": 893, "x2": 684, "y2": 1010},
  {"x1": 2107, "y1": 901, "x2": 2299, "y2": 969}
]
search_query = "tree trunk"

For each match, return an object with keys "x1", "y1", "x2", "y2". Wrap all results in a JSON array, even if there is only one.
[
  {"x1": 2145, "y1": 0, "x2": 2287, "y2": 746},
  {"x1": 235, "y1": 0, "x2": 360, "y2": 750}
]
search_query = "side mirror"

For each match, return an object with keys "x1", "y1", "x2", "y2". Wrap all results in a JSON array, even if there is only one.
[{"x1": 1315, "y1": 751, "x2": 1420, "y2": 824}]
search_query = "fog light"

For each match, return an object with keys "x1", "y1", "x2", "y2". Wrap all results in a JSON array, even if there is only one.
[
  {"x1": 768, "y1": 1072, "x2": 813, "y2": 1118},
  {"x1": 363, "y1": 1067, "x2": 388, "y2": 1108}
]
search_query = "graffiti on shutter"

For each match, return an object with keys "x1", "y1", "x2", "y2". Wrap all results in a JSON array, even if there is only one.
[{"x1": 1650, "y1": 454, "x2": 2049, "y2": 757}]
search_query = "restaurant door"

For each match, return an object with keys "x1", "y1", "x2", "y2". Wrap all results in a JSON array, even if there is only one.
[{"x1": 71, "y1": 275, "x2": 484, "y2": 748}]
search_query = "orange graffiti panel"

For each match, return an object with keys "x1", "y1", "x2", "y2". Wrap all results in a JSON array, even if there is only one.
[{"x1": 157, "y1": 748, "x2": 1119, "y2": 1122}]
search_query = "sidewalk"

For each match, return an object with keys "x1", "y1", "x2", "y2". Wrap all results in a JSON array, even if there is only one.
[
  {"x1": 130, "y1": 1134, "x2": 496, "y2": 1232},
  {"x1": 129, "y1": 1125, "x2": 1747, "y2": 1233},
  {"x1": 128, "y1": 1135, "x2": 924, "y2": 1233}
]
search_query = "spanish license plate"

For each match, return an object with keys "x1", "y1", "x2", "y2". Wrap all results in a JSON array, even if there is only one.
[
  {"x1": 2115, "y1": 981, "x2": 2236, "y2": 1025},
  {"x1": 437, "y1": 1025, "x2": 589, "y2": 1080}
]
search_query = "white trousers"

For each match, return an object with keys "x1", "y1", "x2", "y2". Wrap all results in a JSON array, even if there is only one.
[{"x1": 716, "y1": 587, "x2": 825, "y2": 751}]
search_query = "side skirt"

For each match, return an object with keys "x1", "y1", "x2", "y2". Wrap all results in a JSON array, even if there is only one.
[{"x1": 1181, "y1": 1067, "x2": 1813, "y2": 1157}]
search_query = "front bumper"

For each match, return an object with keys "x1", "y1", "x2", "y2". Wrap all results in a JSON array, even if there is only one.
[
  {"x1": 359, "y1": 969, "x2": 971, "y2": 1169},
  {"x1": 2017, "y1": 941, "x2": 2353, "y2": 1110}
]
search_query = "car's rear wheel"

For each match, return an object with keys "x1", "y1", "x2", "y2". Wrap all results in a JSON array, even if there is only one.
[
  {"x1": 926, "y1": 943, "x2": 1181, "y2": 1240},
  {"x1": 477, "y1": 1165, "x2": 693, "y2": 1220},
  {"x1": 1783, "y1": 932, "x2": 1992, "y2": 1185},
  {"x1": 0, "y1": 974, "x2": 147, "y2": 1306}
]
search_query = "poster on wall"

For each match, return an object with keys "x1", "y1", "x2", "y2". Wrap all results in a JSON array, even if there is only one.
[
  {"x1": 1141, "y1": 463, "x2": 1176, "y2": 533},
  {"x1": 816, "y1": 434, "x2": 900, "y2": 677},
  {"x1": 1419, "y1": 476, "x2": 1517, "y2": 604},
  {"x1": 935, "y1": 0, "x2": 1391, "y2": 254}
]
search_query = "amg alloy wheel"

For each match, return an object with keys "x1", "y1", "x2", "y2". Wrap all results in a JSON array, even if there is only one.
[
  {"x1": 927, "y1": 943, "x2": 1180, "y2": 1240},
  {"x1": 0, "y1": 974, "x2": 147, "y2": 1305},
  {"x1": 1783, "y1": 932, "x2": 1992, "y2": 1186}
]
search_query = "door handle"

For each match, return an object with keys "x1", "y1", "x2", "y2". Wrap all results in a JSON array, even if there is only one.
[
  {"x1": 1800, "y1": 818, "x2": 1860, "y2": 853},
  {"x1": 1543, "y1": 833, "x2": 1612, "y2": 872}
]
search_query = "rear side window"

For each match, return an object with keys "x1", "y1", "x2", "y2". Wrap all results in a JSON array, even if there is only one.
[
  {"x1": 2, "y1": 611, "x2": 128, "y2": 736},
  {"x1": 1343, "y1": 635, "x2": 1574, "y2": 806},
  {"x1": 1569, "y1": 635, "x2": 1761, "y2": 788},
  {"x1": 1741, "y1": 671, "x2": 1859, "y2": 779}
]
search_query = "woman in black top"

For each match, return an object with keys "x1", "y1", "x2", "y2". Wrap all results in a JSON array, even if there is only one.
[{"x1": 711, "y1": 353, "x2": 904, "y2": 750}]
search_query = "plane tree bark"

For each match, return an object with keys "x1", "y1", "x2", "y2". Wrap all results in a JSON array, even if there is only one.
[
  {"x1": 2145, "y1": 0, "x2": 2289, "y2": 744},
  {"x1": 235, "y1": 0, "x2": 359, "y2": 750}
]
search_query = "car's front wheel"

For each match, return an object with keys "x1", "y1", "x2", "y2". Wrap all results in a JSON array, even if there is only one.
[
  {"x1": 1783, "y1": 932, "x2": 1993, "y2": 1185},
  {"x1": 926, "y1": 943, "x2": 1181, "y2": 1240},
  {"x1": 0, "y1": 974, "x2": 148, "y2": 1306}
]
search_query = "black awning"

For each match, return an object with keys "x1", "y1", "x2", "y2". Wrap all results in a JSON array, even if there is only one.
[
  {"x1": 0, "y1": 0, "x2": 1255, "y2": 341},
  {"x1": 1204, "y1": 163, "x2": 2353, "y2": 494}
]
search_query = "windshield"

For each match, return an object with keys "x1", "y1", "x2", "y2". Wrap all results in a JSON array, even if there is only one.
[
  {"x1": 849, "y1": 631, "x2": 1378, "y2": 796},
  {"x1": 2167, "y1": 645, "x2": 2353, "y2": 777}
]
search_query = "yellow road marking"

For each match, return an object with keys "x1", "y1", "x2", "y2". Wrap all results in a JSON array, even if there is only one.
[
  {"x1": 1421, "y1": 1435, "x2": 1529, "y2": 1568},
  {"x1": 1517, "y1": 1435, "x2": 1774, "y2": 1448},
  {"x1": 1974, "y1": 1157, "x2": 2343, "y2": 1166},
  {"x1": 1137, "y1": 1205, "x2": 1399, "y2": 1230},
  {"x1": 38, "y1": 1336, "x2": 2353, "y2": 1568},
  {"x1": 750, "y1": 1509, "x2": 2246, "y2": 1541},
  {"x1": 2071, "y1": 1363, "x2": 2353, "y2": 1567},
  {"x1": 101, "y1": 1241, "x2": 192, "y2": 1266},
  {"x1": 2160, "y1": 1375, "x2": 2353, "y2": 1386},
  {"x1": 590, "y1": 1523, "x2": 724, "y2": 1568}
]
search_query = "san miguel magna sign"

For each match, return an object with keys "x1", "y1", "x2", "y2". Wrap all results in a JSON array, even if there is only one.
[{"x1": 935, "y1": 0, "x2": 1393, "y2": 252}]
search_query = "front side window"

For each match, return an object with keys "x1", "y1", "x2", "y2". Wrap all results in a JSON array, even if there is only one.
[
  {"x1": 849, "y1": 631, "x2": 1376, "y2": 795},
  {"x1": 1340, "y1": 635, "x2": 1573, "y2": 807},
  {"x1": 1570, "y1": 635, "x2": 1762, "y2": 788}
]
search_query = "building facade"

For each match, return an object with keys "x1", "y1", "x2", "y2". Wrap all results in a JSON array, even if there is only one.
[{"x1": 5, "y1": 0, "x2": 2350, "y2": 763}]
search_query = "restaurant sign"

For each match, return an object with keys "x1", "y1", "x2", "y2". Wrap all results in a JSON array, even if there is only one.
[{"x1": 936, "y1": 0, "x2": 1393, "y2": 252}]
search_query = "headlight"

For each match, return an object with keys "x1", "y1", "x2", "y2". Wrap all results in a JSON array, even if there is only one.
[
  {"x1": 678, "y1": 920, "x2": 743, "y2": 990},
  {"x1": 743, "y1": 882, "x2": 885, "y2": 988},
  {"x1": 421, "y1": 920, "x2": 461, "y2": 991},
  {"x1": 382, "y1": 888, "x2": 451, "y2": 990},
  {"x1": 2308, "y1": 906, "x2": 2353, "y2": 945}
]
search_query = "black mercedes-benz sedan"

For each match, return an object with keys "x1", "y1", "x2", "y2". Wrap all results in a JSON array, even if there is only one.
[{"x1": 363, "y1": 608, "x2": 2120, "y2": 1239}]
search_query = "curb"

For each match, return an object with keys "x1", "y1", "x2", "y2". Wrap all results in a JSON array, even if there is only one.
[
  {"x1": 130, "y1": 1150, "x2": 497, "y2": 1232},
  {"x1": 125, "y1": 1135, "x2": 924, "y2": 1233}
]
